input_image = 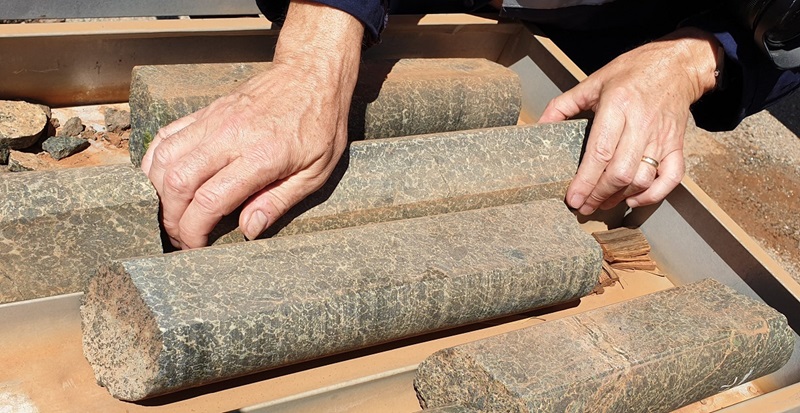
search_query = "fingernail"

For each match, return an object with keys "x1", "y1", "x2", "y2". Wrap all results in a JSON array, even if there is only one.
[
  {"x1": 569, "y1": 194, "x2": 585, "y2": 209},
  {"x1": 627, "y1": 199, "x2": 639, "y2": 208},
  {"x1": 244, "y1": 210, "x2": 268, "y2": 241},
  {"x1": 579, "y1": 205, "x2": 596, "y2": 216}
]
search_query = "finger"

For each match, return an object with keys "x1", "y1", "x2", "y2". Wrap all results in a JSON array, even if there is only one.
[
  {"x1": 626, "y1": 150, "x2": 684, "y2": 208},
  {"x1": 146, "y1": 118, "x2": 216, "y2": 202},
  {"x1": 538, "y1": 82, "x2": 597, "y2": 123},
  {"x1": 238, "y1": 172, "x2": 327, "y2": 240},
  {"x1": 565, "y1": 104, "x2": 626, "y2": 211},
  {"x1": 577, "y1": 109, "x2": 651, "y2": 215},
  {"x1": 177, "y1": 156, "x2": 288, "y2": 249},
  {"x1": 599, "y1": 160, "x2": 658, "y2": 210},
  {"x1": 141, "y1": 115, "x2": 198, "y2": 174},
  {"x1": 147, "y1": 117, "x2": 235, "y2": 245},
  {"x1": 159, "y1": 141, "x2": 236, "y2": 244},
  {"x1": 598, "y1": 141, "x2": 660, "y2": 210}
]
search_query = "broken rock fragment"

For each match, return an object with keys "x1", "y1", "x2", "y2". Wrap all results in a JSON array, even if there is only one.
[
  {"x1": 0, "y1": 164, "x2": 163, "y2": 303},
  {"x1": 81, "y1": 200, "x2": 601, "y2": 400},
  {"x1": 58, "y1": 116, "x2": 84, "y2": 137},
  {"x1": 104, "y1": 107, "x2": 131, "y2": 134},
  {"x1": 414, "y1": 279, "x2": 795, "y2": 413},
  {"x1": 128, "y1": 58, "x2": 522, "y2": 165},
  {"x1": 42, "y1": 135, "x2": 90, "y2": 160},
  {"x1": 0, "y1": 100, "x2": 48, "y2": 150},
  {"x1": 7, "y1": 150, "x2": 54, "y2": 172}
]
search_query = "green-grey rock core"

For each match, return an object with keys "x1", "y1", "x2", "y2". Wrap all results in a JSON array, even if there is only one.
[
  {"x1": 414, "y1": 279, "x2": 795, "y2": 413},
  {"x1": 81, "y1": 200, "x2": 601, "y2": 401},
  {"x1": 0, "y1": 165, "x2": 162, "y2": 304},
  {"x1": 42, "y1": 135, "x2": 90, "y2": 160},
  {"x1": 210, "y1": 121, "x2": 588, "y2": 245},
  {"x1": 128, "y1": 58, "x2": 522, "y2": 166}
]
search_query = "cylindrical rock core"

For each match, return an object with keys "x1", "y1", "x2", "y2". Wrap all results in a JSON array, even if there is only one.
[
  {"x1": 415, "y1": 279, "x2": 795, "y2": 413},
  {"x1": 81, "y1": 200, "x2": 602, "y2": 400}
]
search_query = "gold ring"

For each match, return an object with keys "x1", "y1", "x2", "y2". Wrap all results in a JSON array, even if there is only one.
[{"x1": 641, "y1": 156, "x2": 660, "y2": 169}]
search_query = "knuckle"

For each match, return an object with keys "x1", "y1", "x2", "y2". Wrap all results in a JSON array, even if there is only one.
[
  {"x1": 162, "y1": 219, "x2": 179, "y2": 234},
  {"x1": 163, "y1": 169, "x2": 191, "y2": 194},
  {"x1": 152, "y1": 144, "x2": 175, "y2": 169},
  {"x1": 630, "y1": 175, "x2": 651, "y2": 191},
  {"x1": 154, "y1": 128, "x2": 171, "y2": 142},
  {"x1": 664, "y1": 170, "x2": 684, "y2": 187},
  {"x1": 546, "y1": 97, "x2": 563, "y2": 111},
  {"x1": 607, "y1": 167, "x2": 635, "y2": 187},
  {"x1": 193, "y1": 186, "x2": 226, "y2": 216},
  {"x1": 608, "y1": 88, "x2": 634, "y2": 108},
  {"x1": 586, "y1": 192, "x2": 606, "y2": 206},
  {"x1": 589, "y1": 145, "x2": 614, "y2": 164}
]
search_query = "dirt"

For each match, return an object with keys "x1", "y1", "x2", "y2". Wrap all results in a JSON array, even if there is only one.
[
  {"x1": 2, "y1": 103, "x2": 132, "y2": 170},
  {"x1": 684, "y1": 91, "x2": 800, "y2": 284}
]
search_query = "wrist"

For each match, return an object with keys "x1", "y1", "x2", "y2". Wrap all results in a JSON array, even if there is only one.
[
  {"x1": 662, "y1": 27, "x2": 723, "y2": 101},
  {"x1": 273, "y1": 0, "x2": 363, "y2": 87}
]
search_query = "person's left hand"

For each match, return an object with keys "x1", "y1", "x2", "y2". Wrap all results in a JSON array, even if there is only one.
[{"x1": 539, "y1": 27, "x2": 722, "y2": 214}]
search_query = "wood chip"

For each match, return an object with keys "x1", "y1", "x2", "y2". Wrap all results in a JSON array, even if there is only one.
[
  {"x1": 592, "y1": 227, "x2": 658, "y2": 273},
  {"x1": 610, "y1": 260, "x2": 658, "y2": 271}
]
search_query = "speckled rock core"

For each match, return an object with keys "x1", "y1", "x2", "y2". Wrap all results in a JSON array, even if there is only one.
[
  {"x1": 0, "y1": 165, "x2": 162, "y2": 304},
  {"x1": 128, "y1": 58, "x2": 522, "y2": 166},
  {"x1": 211, "y1": 121, "x2": 587, "y2": 245},
  {"x1": 81, "y1": 200, "x2": 601, "y2": 401},
  {"x1": 415, "y1": 279, "x2": 795, "y2": 413}
]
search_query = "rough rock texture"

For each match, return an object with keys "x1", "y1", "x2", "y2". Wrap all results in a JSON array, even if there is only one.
[
  {"x1": 129, "y1": 58, "x2": 522, "y2": 165},
  {"x1": 58, "y1": 116, "x2": 84, "y2": 137},
  {"x1": 0, "y1": 164, "x2": 163, "y2": 304},
  {"x1": 415, "y1": 279, "x2": 795, "y2": 413},
  {"x1": 7, "y1": 150, "x2": 54, "y2": 172},
  {"x1": 419, "y1": 407, "x2": 477, "y2": 413},
  {"x1": 0, "y1": 100, "x2": 48, "y2": 150},
  {"x1": 104, "y1": 108, "x2": 130, "y2": 134},
  {"x1": 211, "y1": 121, "x2": 587, "y2": 245},
  {"x1": 42, "y1": 136, "x2": 90, "y2": 160},
  {"x1": 0, "y1": 147, "x2": 7, "y2": 165},
  {"x1": 81, "y1": 200, "x2": 602, "y2": 401}
]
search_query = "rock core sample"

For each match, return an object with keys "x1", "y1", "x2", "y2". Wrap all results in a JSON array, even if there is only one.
[
  {"x1": 129, "y1": 58, "x2": 522, "y2": 165},
  {"x1": 415, "y1": 279, "x2": 795, "y2": 413},
  {"x1": 0, "y1": 165, "x2": 162, "y2": 303},
  {"x1": 81, "y1": 200, "x2": 601, "y2": 400},
  {"x1": 211, "y1": 121, "x2": 587, "y2": 244}
]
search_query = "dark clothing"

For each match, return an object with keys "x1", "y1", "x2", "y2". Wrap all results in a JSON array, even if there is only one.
[
  {"x1": 257, "y1": 0, "x2": 388, "y2": 46},
  {"x1": 259, "y1": 0, "x2": 800, "y2": 131}
]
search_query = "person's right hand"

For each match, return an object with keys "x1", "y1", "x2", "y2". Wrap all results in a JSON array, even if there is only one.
[
  {"x1": 140, "y1": 0, "x2": 364, "y2": 249},
  {"x1": 539, "y1": 28, "x2": 722, "y2": 214}
]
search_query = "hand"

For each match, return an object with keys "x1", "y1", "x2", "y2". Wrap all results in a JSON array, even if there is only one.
[
  {"x1": 539, "y1": 28, "x2": 722, "y2": 214},
  {"x1": 140, "y1": 0, "x2": 364, "y2": 249}
]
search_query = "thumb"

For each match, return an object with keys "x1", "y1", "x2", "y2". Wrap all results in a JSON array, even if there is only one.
[
  {"x1": 537, "y1": 82, "x2": 597, "y2": 123},
  {"x1": 238, "y1": 173, "x2": 326, "y2": 240}
]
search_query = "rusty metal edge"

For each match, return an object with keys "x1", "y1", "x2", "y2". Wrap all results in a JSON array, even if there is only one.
[{"x1": 0, "y1": 14, "x2": 520, "y2": 107}]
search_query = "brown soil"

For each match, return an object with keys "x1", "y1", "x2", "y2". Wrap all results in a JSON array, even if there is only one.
[
  {"x1": 4, "y1": 104, "x2": 132, "y2": 171},
  {"x1": 684, "y1": 93, "x2": 800, "y2": 284}
]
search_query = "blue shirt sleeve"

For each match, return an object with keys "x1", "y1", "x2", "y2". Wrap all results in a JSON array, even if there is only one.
[
  {"x1": 682, "y1": 13, "x2": 800, "y2": 131},
  {"x1": 257, "y1": 0, "x2": 389, "y2": 46}
]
